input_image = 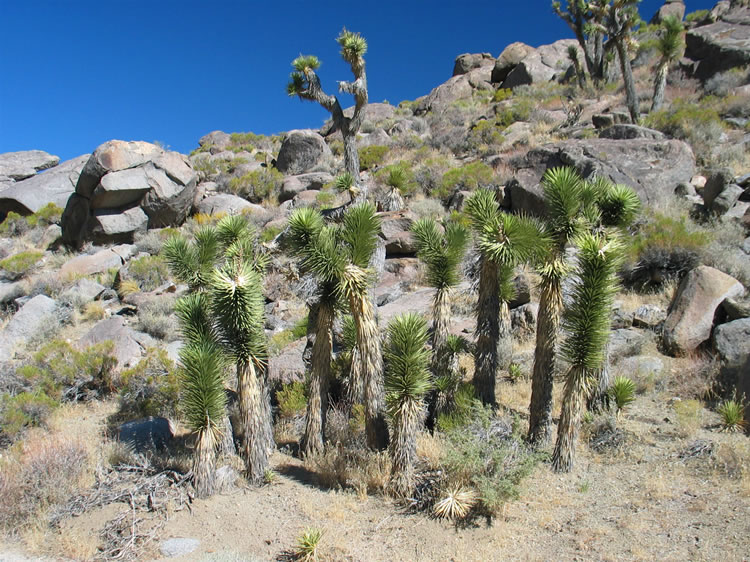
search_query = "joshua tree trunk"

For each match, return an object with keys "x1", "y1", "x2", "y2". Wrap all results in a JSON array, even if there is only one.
[
  {"x1": 219, "y1": 413, "x2": 236, "y2": 456},
  {"x1": 193, "y1": 429, "x2": 217, "y2": 498},
  {"x1": 301, "y1": 303, "x2": 334, "y2": 456},
  {"x1": 389, "y1": 399, "x2": 423, "y2": 496},
  {"x1": 237, "y1": 361, "x2": 273, "y2": 483},
  {"x1": 616, "y1": 40, "x2": 639, "y2": 123},
  {"x1": 552, "y1": 366, "x2": 587, "y2": 472},
  {"x1": 528, "y1": 277, "x2": 563, "y2": 445},
  {"x1": 651, "y1": 60, "x2": 669, "y2": 113},
  {"x1": 473, "y1": 257, "x2": 500, "y2": 406},
  {"x1": 342, "y1": 132, "x2": 361, "y2": 182},
  {"x1": 431, "y1": 288, "x2": 451, "y2": 376},
  {"x1": 587, "y1": 346, "x2": 612, "y2": 412},
  {"x1": 497, "y1": 299, "x2": 513, "y2": 372},
  {"x1": 349, "y1": 290, "x2": 388, "y2": 450}
]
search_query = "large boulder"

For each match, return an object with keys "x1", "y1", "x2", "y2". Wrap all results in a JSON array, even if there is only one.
[
  {"x1": 0, "y1": 150, "x2": 59, "y2": 182},
  {"x1": 662, "y1": 266, "x2": 745, "y2": 355},
  {"x1": 78, "y1": 316, "x2": 153, "y2": 369},
  {"x1": 379, "y1": 210, "x2": 417, "y2": 257},
  {"x1": 685, "y1": 6, "x2": 750, "y2": 79},
  {"x1": 415, "y1": 74, "x2": 474, "y2": 115},
  {"x1": 501, "y1": 39, "x2": 579, "y2": 89},
  {"x1": 713, "y1": 317, "x2": 750, "y2": 378},
  {"x1": 505, "y1": 138, "x2": 696, "y2": 216},
  {"x1": 0, "y1": 154, "x2": 88, "y2": 217},
  {"x1": 275, "y1": 130, "x2": 331, "y2": 175},
  {"x1": 651, "y1": 0, "x2": 686, "y2": 24},
  {"x1": 193, "y1": 193, "x2": 268, "y2": 224},
  {"x1": 453, "y1": 53, "x2": 495, "y2": 76},
  {"x1": 491, "y1": 42, "x2": 535, "y2": 83},
  {"x1": 279, "y1": 172, "x2": 334, "y2": 203},
  {"x1": 61, "y1": 140, "x2": 197, "y2": 247},
  {"x1": 0, "y1": 295, "x2": 58, "y2": 360},
  {"x1": 59, "y1": 244, "x2": 136, "y2": 278}
]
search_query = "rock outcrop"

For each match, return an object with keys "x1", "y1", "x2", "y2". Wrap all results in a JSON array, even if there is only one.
[
  {"x1": 686, "y1": 6, "x2": 750, "y2": 79},
  {"x1": 0, "y1": 150, "x2": 59, "y2": 182},
  {"x1": 500, "y1": 39, "x2": 579, "y2": 90},
  {"x1": 275, "y1": 130, "x2": 332, "y2": 175}
]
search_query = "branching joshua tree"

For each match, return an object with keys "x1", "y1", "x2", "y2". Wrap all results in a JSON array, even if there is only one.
[
  {"x1": 287, "y1": 207, "x2": 341, "y2": 456},
  {"x1": 528, "y1": 168, "x2": 589, "y2": 445},
  {"x1": 289, "y1": 202, "x2": 388, "y2": 449},
  {"x1": 465, "y1": 189, "x2": 547, "y2": 406},
  {"x1": 651, "y1": 15, "x2": 685, "y2": 113},
  {"x1": 553, "y1": 1, "x2": 608, "y2": 81},
  {"x1": 552, "y1": 232, "x2": 623, "y2": 472},
  {"x1": 601, "y1": 0, "x2": 642, "y2": 122},
  {"x1": 164, "y1": 216, "x2": 272, "y2": 483},
  {"x1": 287, "y1": 29, "x2": 369, "y2": 194},
  {"x1": 384, "y1": 313, "x2": 432, "y2": 496},
  {"x1": 411, "y1": 218, "x2": 469, "y2": 377}
]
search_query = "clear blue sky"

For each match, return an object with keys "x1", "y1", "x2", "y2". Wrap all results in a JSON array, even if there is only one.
[{"x1": 0, "y1": 0, "x2": 716, "y2": 162}]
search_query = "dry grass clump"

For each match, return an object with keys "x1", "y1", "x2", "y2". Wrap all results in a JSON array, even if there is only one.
[
  {"x1": 0, "y1": 430, "x2": 91, "y2": 533},
  {"x1": 304, "y1": 444, "x2": 391, "y2": 499},
  {"x1": 672, "y1": 399, "x2": 704, "y2": 438}
]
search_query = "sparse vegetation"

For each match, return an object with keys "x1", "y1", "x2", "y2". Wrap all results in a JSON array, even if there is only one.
[
  {"x1": 229, "y1": 168, "x2": 284, "y2": 202},
  {"x1": 717, "y1": 398, "x2": 747, "y2": 433},
  {"x1": 0, "y1": 250, "x2": 44, "y2": 279}
]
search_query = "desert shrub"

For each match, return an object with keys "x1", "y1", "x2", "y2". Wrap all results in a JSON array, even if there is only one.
[
  {"x1": 495, "y1": 96, "x2": 534, "y2": 128},
  {"x1": 261, "y1": 224, "x2": 283, "y2": 243},
  {"x1": 673, "y1": 399, "x2": 703, "y2": 437},
  {"x1": 315, "y1": 190, "x2": 337, "y2": 209},
  {"x1": 359, "y1": 144, "x2": 389, "y2": 170},
  {"x1": 685, "y1": 9, "x2": 708, "y2": 23},
  {"x1": 0, "y1": 391, "x2": 59, "y2": 442},
  {"x1": 435, "y1": 383, "x2": 479, "y2": 433},
  {"x1": 127, "y1": 254, "x2": 169, "y2": 291},
  {"x1": 116, "y1": 348, "x2": 180, "y2": 421},
  {"x1": 438, "y1": 405, "x2": 540, "y2": 518},
  {"x1": 229, "y1": 168, "x2": 283, "y2": 202},
  {"x1": 136, "y1": 296, "x2": 177, "y2": 340},
  {"x1": 435, "y1": 161, "x2": 495, "y2": 200},
  {"x1": 304, "y1": 445, "x2": 391, "y2": 495},
  {"x1": 410, "y1": 198, "x2": 446, "y2": 219},
  {"x1": 492, "y1": 88, "x2": 512, "y2": 103},
  {"x1": 134, "y1": 228, "x2": 177, "y2": 255},
  {"x1": 81, "y1": 301, "x2": 106, "y2": 322},
  {"x1": 0, "y1": 250, "x2": 44, "y2": 279},
  {"x1": 464, "y1": 119, "x2": 505, "y2": 155},
  {"x1": 276, "y1": 381, "x2": 307, "y2": 419},
  {"x1": 704, "y1": 68, "x2": 748, "y2": 97},
  {"x1": 0, "y1": 432, "x2": 90, "y2": 531},
  {"x1": 0, "y1": 212, "x2": 29, "y2": 236},
  {"x1": 28, "y1": 202, "x2": 63, "y2": 226}
]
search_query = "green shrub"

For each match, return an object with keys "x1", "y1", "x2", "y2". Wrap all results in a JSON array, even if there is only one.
[
  {"x1": 116, "y1": 348, "x2": 180, "y2": 421},
  {"x1": 0, "y1": 250, "x2": 44, "y2": 279},
  {"x1": 315, "y1": 190, "x2": 337, "y2": 209},
  {"x1": 261, "y1": 224, "x2": 283, "y2": 243},
  {"x1": 685, "y1": 9, "x2": 708, "y2": 22},
  {"x1": 276, "y1": 381, "x2": 307, "y2": 419},
  {"x1": 295, "y1": 527, "x2": 323, "y2": 561},
  {"x1": 0, "y1": 391, "x2": 59, "y2": 441},
  {"x1": 492, "y1": 88, "x2": 512, "y2": 103},
  {"x1": 609, "y1": 376, "x2": 636, "y2": 414},
  {"x1": 436, "y1": 383, "x2": 479, "y2": 432},
  {"x1": 229, "y1": 168, "x2": 283, "y2": 202},
  {"x1": 495, "y1": 96, "x2": 534, "y2": 128},
  {"x1": 29, "y1": 203, "x2": 63, "y2": 226},
  {"x1": 0, "y1": 212, "x2": 29, "y2": 236},
  {"x1": 358, "y1": 145, "x2": 389, "y2": 170},
  {"x1": 128, "y1": 254, "x2": 169, "y2": 291},
  {"x1": 436, "y1": 161, "x2": 495, "y2": 200},
  {"x1": 464, "y1": 120, "x2": 505, "y2": 154}
]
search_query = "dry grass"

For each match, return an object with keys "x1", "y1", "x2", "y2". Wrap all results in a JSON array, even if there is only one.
[
  {"x1": 671, "y1": 399, "x2": 704, "y2": 438},
  {"x1": 415, "y1": 431, "x2": 444, "y2": 470}
]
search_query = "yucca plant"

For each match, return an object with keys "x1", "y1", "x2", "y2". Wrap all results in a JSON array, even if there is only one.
[
  {"x1": 295, "y1": 527, "x2": 324, "y2": 561},
  {"x1": 287, "y1": 29, "x2": 369, "y2": 195},
  {"x1": 178, "y1": 338, "x2": 227, "y2": 498},
  {"x1": 288, "y1": 207, "x2": 340, "y2": 456},
  {"x1": 465, "y1": 189, "x2": 547, "y2": 406},
  {"x1": 432, "y1": 485, "x2": 477, "y2": 520},
  {"x1": 289, "y1": 202, "x2": 388, "y2": 449},
  {"x1": 717, "y1": 398, "x2": 747, "y2": 433},
  {"x1": 651, "y1": 15, "x2": 685, "y2": 112},
  {"x1": 384, "y1": 313, "x2": 432, "y2": 496},
  {"x1": 428, "y1": 334, "x2": 470, "y2": 427},
  {"x1": 552, "y1": 232, "x2": 623, "y2": 472},
  {"x1": 411, "y1": 217, "x2": 469, "y2": 378},
  {"x1": 609, "y1": 376, "x2": 636, "y2": 415},
  {"x1": 163, "y1": 226, "x2": 219, "y2": 291}
]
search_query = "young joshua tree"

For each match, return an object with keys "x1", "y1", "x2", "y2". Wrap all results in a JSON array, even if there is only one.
[
  {"x1": 411, "y1": 217, "x2": 469, "y2": 377},
  {"x1": 290, "y1": 202, "x2": 388, "y2": 449},
  {"x1": 384, "y1": 313, "x2": 432, "y2": 496},
  {"x1": 528, "y1": 167, "x2": 589, "y2": 445},
  {"x1": 552, "y1": 232, "x2": 623, "y2": 472},
  {"x1": 287, "y1": 207, "x2": 340, "y2": 456},
  {"x1": 287, "y1": 29, "x2": 369, "y2": 193},
  {"x1": 651, "y1": 15, "x2": 685, "y2": 112},
  {"x1": 465, "y1": 189, "x2": 547, "y2": 406}
]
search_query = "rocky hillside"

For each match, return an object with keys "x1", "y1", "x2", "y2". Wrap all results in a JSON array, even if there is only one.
[{"x1": 0, "y1": 1, "x2": 749, "y2": 560}]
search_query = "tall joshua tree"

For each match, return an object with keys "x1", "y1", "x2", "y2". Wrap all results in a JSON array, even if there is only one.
[
  {"x1": 465, "y1": 189, "x2": 547, "y2": 406},
  {"x1": 603, "y1": 0, "x2": 642, "y2": 123},
  {"x1": 290, "y1": 202, "x2": 388, "y2": 449},
  {"x1": 528, "y1": 167, "x2": 588, "y2": 445},
  {"x1": 287, "y1": 207, "x2": 340, "y2": 456},
  {"x1": 384, "y1": 313, "x2": 432, "y2": 496},
  {"x1": 651, "y1": 15, "x2": 684, "y2": 113},
  {"x1": 411, "y1": 218, "x2": 469, "y2": 377},
  {"x1": 552, "y1": 232, "x2": 623, "y2": 472},
  {"x1": 287, "y1": 29, "x2": 368, "y2": 192},
  {"x1": 553, "y1": 1, "x2": 608, "y2": 81}
]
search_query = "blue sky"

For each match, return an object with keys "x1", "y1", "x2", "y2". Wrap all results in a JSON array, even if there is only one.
[{"x1": 1, "y1": 0, "x2": 716, "y2": 162}]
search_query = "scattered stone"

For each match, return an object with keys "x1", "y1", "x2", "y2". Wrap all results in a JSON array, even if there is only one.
[
  {"x1": 511, "y1": 302, "x2": 538, "y2": 338},
  {"x1": 617, "y1": 355, "x2": 665, "y2": 378},
  {"x1": 609, "y1": 328, "x2": 649, "y2": 359},
  {"x1": 0, "y1": 281, "x2": 26, "y2": 304},
  {"x1": 592, "y1": 112, "x2": 631, "y2": 129},
  {"x1": 59, "y1": 244, "x2": 135, "y2": 278},
  {"x1": 159, "y1": 538, "x2": 200, "y2": 558},
  {"x1": 711, "y1": 184, "x2": 744, "y2": 215},
  {"x1": 118, "y1": 417, "x2": 174, "y2": 452},
  {"x1": 598, "y1": 124, "x2": 665, "y2": 140},
  {"x1": 663, "y1": 265, "x2": 745, "y2": 355},
  {"x1": 78, "y1": 316, "x2": 152, "y2": 368},
  {"x1": 0, "y1": 295, "x2": 58, "y2": 360},
  {"x1": 380, "y1": 210, "x2": 417, "y2": 257},
  {"x1": 713, "y1": 317, "x2": 750, "y2": 369},
  {"x1": 651, "y1": 0, "x2": 686, "y2": 24},
  {"x1": 633, "y1": 304, "x2": 667, "y2": 329}
]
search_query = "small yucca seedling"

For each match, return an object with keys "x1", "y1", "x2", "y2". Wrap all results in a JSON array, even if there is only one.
[
  {"x1": 717, "y1": 399, "x2": 747, "y2": 433},
  {"x1": 609, "y1": 376, "x2": 636, "y2": 414},
  {"x1": 432, "y1": 485, "x2": 477, "y2": 520},
  {"x1": 507, "y1": 363, "x2": 523, "y2": 383},
  {"x1": 296, "y1": 527, "x2": 323, "y2": 561}
]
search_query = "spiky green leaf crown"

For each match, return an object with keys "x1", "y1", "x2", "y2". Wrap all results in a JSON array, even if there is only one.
[
  {"x1": 561, "y1": 232, "x2": 623, "y2": 371},
  {"x1": 658, "y1": 15, "x2": 684, "y2": 59},
  {"x1": 341, "y1": 201, "x2": 380, "y2": 270},
  {"x1": 542, "y1": 166, "x2": 588, "y2": 249},
  {"x1": 292, "y1": 54, "x2": 321, "y2": 73},
  {"x1": 334, "y1": 172, "x2": 355, "y2": 192},
  {"x1": 179, "y1": 338, "x2": 228, "y2": 434},
  {"x1": 411, "y1": 218, "x2": 469, "y2": 291},
  {"x1": 164, "y1": 227, "x2": 221, "y2": 291},
  {"x1": 384, "y1": 313, "x2": 432, "y2": 407},
  {"x1": 336, "y1": 29, "x2": 367, "y2": 63},
  {"x1": 175, "y1": 292, "x2": 218, "y2": 347}
]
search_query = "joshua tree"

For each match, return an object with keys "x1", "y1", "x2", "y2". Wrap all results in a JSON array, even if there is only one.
[
  {"x1": 411, "y1": 217, "x2": 469, "y2": 377},
  {"x1": 553, "y1": 1, "x2": 608, "y2": 81},
  {"x1": 528, "y1": 167, "x2": 589, "y2": 445},
  {"x1": 552, "y1": 232, "x2": 623, "y2": 472},
  {"x1": 164, "y1": 216, "x2": 272, "y2": 483},
  {"x1": 176, "y1": 330, "x2": 227, "y2": 498},
  {"x1": 465, "y1": 189, "x2": 547, "y2": 406},
  {"x1": 287, "y1": 207, "x2": 340, "y2": 456},
  {"x1": 603, "y1": 0, "x2": 642, "y2": 122},
  {"x1": 384, "y1": 313, "x2": 432, "y2": 496},
  {"x1": 651, "y1": 15, "x2": 685, "y2": 112},
  {"x1": 288, "y1": 202, "x2": 388, "y2": 449},
  {"x1": 567, "y1": 44, "x2": 587, "y2": 89},
  {"x1": 287, "y1": 29, "x2": 369, "y2": 193}
]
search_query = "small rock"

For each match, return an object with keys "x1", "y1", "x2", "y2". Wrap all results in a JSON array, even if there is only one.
[
  {"x1": 119, "y1": 417, "x2": 174, "y2": 452},
  {"x1": 159, "y1": 538, "x2": 200, "y2": 558},
  {"x1": 633, "y1": 304, "x2": 666, "y2": 329}
]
